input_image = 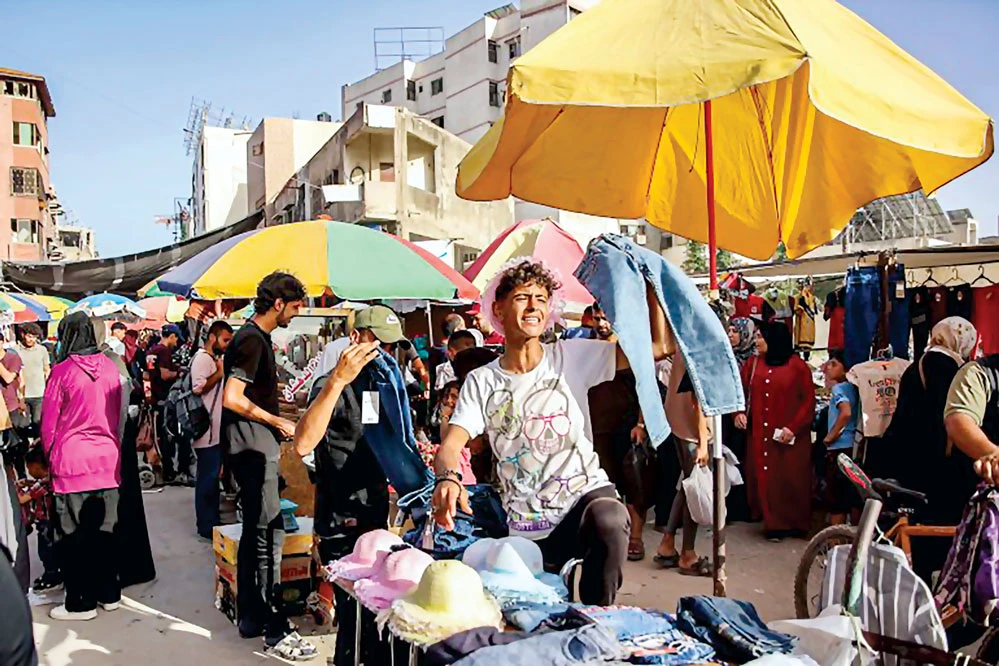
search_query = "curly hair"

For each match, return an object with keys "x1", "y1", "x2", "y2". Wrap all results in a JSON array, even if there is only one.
[
  {"x1": 493, "y1": 260, "x2": 562, "y2": 302},
  {"x1": 254, "y1": 271, "x2": 307, "y2": 314}
]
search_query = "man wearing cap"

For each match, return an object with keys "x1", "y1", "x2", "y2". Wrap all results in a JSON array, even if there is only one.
[
  {"x1": 293, "y1": 306, "x2": 403, "y2": 666},
  {"x1": 148, "y1": 323, "x2": 186, "y2": 484}
]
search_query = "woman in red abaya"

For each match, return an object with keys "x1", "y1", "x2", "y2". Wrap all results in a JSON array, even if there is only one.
[{"x1": 735, "y1": 321, "x2": 816, "y2": 541}]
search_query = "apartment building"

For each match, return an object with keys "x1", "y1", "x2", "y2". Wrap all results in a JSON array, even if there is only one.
[
  {"x1": 246, "y1": 117, "x2": 342, "y2": 224},
  {"x1": 190, "y1": 126, "x2": 252, "y2": 236},
  {"x1": 271, "y1": 103, "x2": 513, "y2": 266},
  {"x1": 0, "y1": 68, "x2": 56, "y2": 261}
]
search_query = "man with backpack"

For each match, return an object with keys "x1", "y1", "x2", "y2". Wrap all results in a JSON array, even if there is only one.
[
  {"x1": 190, "y1": 321, "x2": 234, "y2": 539},
  {"x1": 148, "y1": 324, "x2": 186, "y2": 484}
]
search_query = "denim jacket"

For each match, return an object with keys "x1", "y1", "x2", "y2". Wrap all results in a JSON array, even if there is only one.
[
  {"x1": 575, "y1": 234, "x2": 745, "y2": 446},
  {"x1": 351, "y1": 350, "x2": 434, "y2": 504}
]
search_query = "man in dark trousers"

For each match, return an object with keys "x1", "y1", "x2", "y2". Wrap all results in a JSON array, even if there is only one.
[
  {"x1": 221, "y1": 272, "x2": 317, "y2": 659},
  {"x1": 147, "y1": 324, "x2": 185, "y2": 484}
]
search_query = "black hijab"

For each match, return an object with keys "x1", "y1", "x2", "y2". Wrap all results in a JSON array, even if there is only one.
[
  {"x1": 57, "y1": 311, "x2": 100, "y2": 363},
  {"x1": 762, "y1": 321, "x2": 794, "y2": 367}
]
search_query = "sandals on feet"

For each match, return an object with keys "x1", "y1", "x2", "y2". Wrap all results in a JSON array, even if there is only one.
[
  {"x1": 266, "y1": 631, "x2": 319, "y2": 661},
  {"x1": 653, "y1": 552, "x2": 680, "y2": 568},
  {"x1": 628, "y1": 538, "x2": 646, "y2": 561},
  {"x1": 678, "y1": 556, "x2": 713, "y2": 577}
]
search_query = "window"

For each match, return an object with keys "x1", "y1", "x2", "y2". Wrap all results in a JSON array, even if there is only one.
[
  {"x1": 489, "y1": 81, "x2": 501, "y2": 107},
  {"x1": 1, "y1": 80, "x2": 35, "y2": 100},
  {"x1": 12, "y1": 121, "x2": 39, "y2": 147},
  {"x1": 431, "y1": 78, "x2": 444, "y2": 96},
  {"x1": 10, "y1": 219, "x2": 39, "y2": 244},
  {"x1": 251, "y1": 143, "x2": 263, "y2": 156},
  {"x1": 332, "y1": 169, "x2": 340, "y2": 185},
  {"x1": 2, "y1": 81, "x2": 12, "y2": 95},
  {"x1": 508, "y1": 37, "x2": 521, "y2": 59},
  {"x1": 488, "y1": 40, "x2": 499, "y2": 63},
  {"x1": 431, "y1": 116, "x2": 444, "y2": 128},
  {"x1": 381, "y1": 88, "x2": 392, "y2": 103},
  {"x1": 379, "y1": 162, "x2": 396, "y2": 182},
  {"x1": 10, "y1": 167, "x2": 40, "y2": 196},
  {"x1": 407, "y1": 80, "x2": 416, "y2": 101}
]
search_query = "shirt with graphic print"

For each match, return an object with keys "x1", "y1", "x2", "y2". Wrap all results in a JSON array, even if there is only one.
[{"x1": 449, "y1": 339, "x2": 617, "y2": 538}]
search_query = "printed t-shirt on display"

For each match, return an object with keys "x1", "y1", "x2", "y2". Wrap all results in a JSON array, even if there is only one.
[{"x1": 846, "y1": 358, "x2": 910, "y2": 438}]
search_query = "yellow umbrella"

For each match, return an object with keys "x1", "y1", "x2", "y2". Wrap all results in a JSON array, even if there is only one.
[{"x1": 457, "y1": 0, "x2": 993, "y2": 265}]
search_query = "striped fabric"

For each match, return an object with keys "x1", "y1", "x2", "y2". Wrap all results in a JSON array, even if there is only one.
[{"x1": 820, "y1": 543, "x2": 947, "y2": 666}]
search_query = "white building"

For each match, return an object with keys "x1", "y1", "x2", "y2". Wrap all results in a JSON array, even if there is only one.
[
  {"x1": 190, "y1": 126, "x2": 252, "y2": 236},
  {"x1": 341, "y1": 1, "x2": 640, "y2": 253}
]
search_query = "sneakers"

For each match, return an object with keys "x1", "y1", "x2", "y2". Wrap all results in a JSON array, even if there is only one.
[
  {"x1": 49, "y1": 605, "x2": 97, "y2": 621},
  {"x1": 32, "y1": 571, "x2": 64, "y2": 593},
  {"x1": 100, "y1": 601, "x2": 121, "y2": 611}
]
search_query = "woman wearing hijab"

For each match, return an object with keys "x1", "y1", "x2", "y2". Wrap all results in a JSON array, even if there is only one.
[
  {"x1": 734, "y1": 321, "x2": 815, "y2": 540},
  {"x1": 94, "y1": 319, "x2": 157, "y2": 587},
  {"x1": 723, "y1": 317, "x2": 757, "y2": 523},
  {"x1": 41, "y1": 312, "x2": 125, "y2": 621},
  {"x1": 881, "y1": 318, "x2": 978, "y2": 573}
]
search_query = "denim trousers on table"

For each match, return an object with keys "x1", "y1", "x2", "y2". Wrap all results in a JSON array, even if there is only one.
[
  {"x1": 575, "y1": 234, "x2": 744, "y2": 447},
  {"x1": 452, "y1": 624, "x2": 626, "y2": 666},
  {"x1": 194, "y1": 444, "x2": 222, "y2": 538},
  {"x1": 676, "y1": 596, "x2": 796, "y2": 662},
  {"x1": 231, "y1": 450, "x2": 287, "y2": 640},
  {"x1": 55, "y1": 489, "x2": 121, "y2": 613},
  {"x1": 571, "y1": 605, "x2": 716, "y2": 666},
  {"x1": 844, "y1": 265, "x2": 909, "y2": 369}
]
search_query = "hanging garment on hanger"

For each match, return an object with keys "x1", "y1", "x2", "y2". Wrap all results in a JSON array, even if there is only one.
[
  {"x1": 947, "y1": 284, "x2": 974, "y2": 321},
  {"x1": 908, "y1": 286, "x2": 931, "y2": 364},
  {"x1": 793, "y1": 287, "x2": 817, "y2": 351},
  {"x1": 847, "y1": 357, "x2": 911, "y2": 438},
  {"x1": 973, "y1": 285, "x2": 999, "y2": 355},
  {"x1": 734, "y1": 293, "x2": 767, "y2": 320},
  {"x1": 929, "y1": 286, "x2": 949, "y2": 327},
  {"x1": 825, "y1": 288, "x2": 846, "y2": 352},
  {"x1": 763, "y1": 290, "x2": 793, "y2": 332},
  {"x1": 844, "y1": 265, "x2": 909, "y2": 369}
]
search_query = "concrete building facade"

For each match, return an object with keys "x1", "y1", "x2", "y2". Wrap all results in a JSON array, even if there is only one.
[
  {"x1": 190, "y1": 126, "x2": 252, "y2": 236},
  {"x1": 246, "y1": 117, "x2": 342, "y2": 224},
  {"x1": 271, "y1": 104, "x2": 514, "y2": 267},
  {"x1": 0, "y1": 68, "x2": 56, "y2": 261}
]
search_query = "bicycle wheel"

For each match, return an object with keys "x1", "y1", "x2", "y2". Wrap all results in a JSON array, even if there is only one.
[
  {"x1": 977, "y1": 627, "x2": 999, "y2": 664},
  {"x1": 793, "y1": 524, "x2": 856, "y2": 619}
]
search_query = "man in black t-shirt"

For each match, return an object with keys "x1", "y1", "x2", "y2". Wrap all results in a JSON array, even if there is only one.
[
  {"x1": 148, "y1": 324, "x2": 185, "y2": 483},
  {"x1": 221, "y1": 272, "x2": 315, "y2": 658}
]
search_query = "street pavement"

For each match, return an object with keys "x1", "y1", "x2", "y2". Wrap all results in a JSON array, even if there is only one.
[{"x1": 30, "y1": 488, "x2": 802, "y2": 665}]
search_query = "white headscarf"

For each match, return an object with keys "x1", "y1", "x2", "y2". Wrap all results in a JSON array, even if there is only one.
[{"x1": 925, "y1": 316, "x2": 978, "y2": 364}]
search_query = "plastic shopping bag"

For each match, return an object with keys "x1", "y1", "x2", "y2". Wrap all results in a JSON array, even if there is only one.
[
  {"x1": 682, "y1": 465, "x2": 714, "y2": 526},
  {"x1": 770, "y1": 606, "x2": 876, "y2": 666}
]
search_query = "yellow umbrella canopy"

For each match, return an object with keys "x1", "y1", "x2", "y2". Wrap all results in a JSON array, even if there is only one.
[{"x1": 457, "y1": 0, "x2": 993, "y2": 260}]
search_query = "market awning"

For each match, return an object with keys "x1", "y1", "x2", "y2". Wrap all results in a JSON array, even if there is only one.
[
  {"x1": 0, "y1": 212, "x2": 263, "y2": 299},
  {"x1": 703, "y1": 244, "x2": 999, "y2": 280}
]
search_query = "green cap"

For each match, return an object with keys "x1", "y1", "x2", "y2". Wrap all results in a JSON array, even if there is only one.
[{"x1": 353, "y1": 305, "x2": 405, "y2": 344}]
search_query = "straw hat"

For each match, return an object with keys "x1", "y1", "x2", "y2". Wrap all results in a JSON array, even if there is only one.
[
  {"x1": 379, "y1": 560, "x2": 502, "y2": 645},
  {"x1": 325, "y1": 529, "x2": 403, "y2": 582},
  {"x1": 354, "y1": 547, "x2": 434, "y2": 612}
]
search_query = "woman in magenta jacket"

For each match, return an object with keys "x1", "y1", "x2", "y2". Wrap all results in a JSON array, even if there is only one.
[{"x1": 41, "y1": 312, "x2": 124, "y2": 621}]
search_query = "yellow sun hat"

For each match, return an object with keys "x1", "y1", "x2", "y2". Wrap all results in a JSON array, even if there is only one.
[{"x1": 378, "y1": 560, "x2": 502, "y2": 646}]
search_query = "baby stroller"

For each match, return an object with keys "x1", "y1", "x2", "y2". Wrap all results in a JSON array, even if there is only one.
[{"x1": 135, "y1": 402, "x2": 161, "y2": 490}]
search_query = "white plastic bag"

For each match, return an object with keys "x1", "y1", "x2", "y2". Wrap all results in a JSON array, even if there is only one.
[
  {"x1": 682, "y1": 465, "x2": 714, "y2": 525},
  {"x1": 769, "y1": 606, "x2": 877, "y2": 666},
  {"x1": 723, "y1": 445, "x2": 744, "y2": 494}
]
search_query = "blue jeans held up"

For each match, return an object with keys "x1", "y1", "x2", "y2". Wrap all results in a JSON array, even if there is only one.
[
  {"x1": 676, "y1": 596, "x2": 796, "y2": 662},
  {"x1": 403, "y1": 484, "x2": 508, "y2": 558},
  {"x1": 353, "y1": 351, "x2": 434, "y2": 503},
  {"x1": 845, "y1": 265, "x2": 909, "y2": 369},
  {"x1": 452, "y1": 624, "x2": 626, "y2": 666},
  {"x1": 576, "y1": 234, "x2": 745, "y2": 447},
  {"x1": 194, "y1": 444, "x2": 222, "y2": 538}
]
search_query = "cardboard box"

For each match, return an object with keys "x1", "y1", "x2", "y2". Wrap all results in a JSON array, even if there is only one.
[
  {"x1": 212, "y1": 517, "x2": 314, "y2": 566},
  {"x1": 214, "y1": 553, "x2": 314, "y2": 624}
]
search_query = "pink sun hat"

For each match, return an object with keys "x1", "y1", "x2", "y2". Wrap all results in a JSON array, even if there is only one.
[
  {"x1": 354, "y1": 547, "x2": 435, "y2": 612},
  {"x1": 325, "y1": 529, "x2": 403, "y2": 582}
]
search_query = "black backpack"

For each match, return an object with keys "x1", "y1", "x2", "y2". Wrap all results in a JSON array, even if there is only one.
[{"x1": 162, "y1": 371, "x2": 216, "y2": 445}]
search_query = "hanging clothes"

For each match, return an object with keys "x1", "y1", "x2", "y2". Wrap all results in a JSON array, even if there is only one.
[
  {"x1": 824, "y1": 288, "x2": 846, "y2": 352},
  {"x1": 928, "y1": 286, "x2": 949, "y2": 328},
  {"x1": 846, "y1": 357, "x2": 911, "y2": 438},
  {"x1": 762, "y1": 289, "x2": 793, "y2": 333},
  {"x1": 792, "y1": 287, "x2": 817, "y2": 351},
  {"x1": 947, "y1": 284, "x2": 974, "y2": 321},
  {"x1": 908, "y1": 286, "x2": 931, "y2": 364},
  {"x1": 844, "y1": 265, "x2": 909, "y2": 368},
  {"x1": 973, "y1": 285, "x2": 999, "y2": 355},
  {"x1": 734, "y1": 293, "x2": 769, "y2": 320}
]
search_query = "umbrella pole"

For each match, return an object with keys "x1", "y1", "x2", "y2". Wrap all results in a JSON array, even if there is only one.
[{"x1": 705, "y1": 99, "x2": 728, "y2": 597}]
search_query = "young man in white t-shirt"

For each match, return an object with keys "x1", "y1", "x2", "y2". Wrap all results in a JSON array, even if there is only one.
[
  {"x1": 190, "y1": 320, "x2": 234, "y2": 539},
  {"x1": 433, "y1": 259, "x2": 672, "y2": 604}
]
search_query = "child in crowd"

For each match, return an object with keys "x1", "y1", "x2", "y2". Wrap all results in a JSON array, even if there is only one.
[
  {"x1": 822, "y1": 350, "x2": 859, "y2": 525},
  {"x1": 17, "y1": 446, "x2": 61, "y2": 592}
]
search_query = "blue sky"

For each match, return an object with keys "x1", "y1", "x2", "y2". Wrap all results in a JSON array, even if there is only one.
[{"x1": 3, "y1": 0, "x2": 997, "y2": 257}]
